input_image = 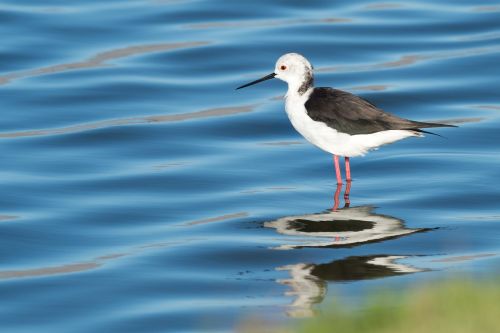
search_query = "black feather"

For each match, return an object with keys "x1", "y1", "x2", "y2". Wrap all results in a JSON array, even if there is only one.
[{"x1": 305, "y1": 87, "x2": 456, "y2": 135}]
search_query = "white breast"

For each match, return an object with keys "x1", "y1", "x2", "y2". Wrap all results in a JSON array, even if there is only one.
[{"x1": 284, "y1": 90, "x2": 417, "y2": 157}]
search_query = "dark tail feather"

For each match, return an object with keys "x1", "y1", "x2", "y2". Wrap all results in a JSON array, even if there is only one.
[
  {"x1": 407, "y1": 121, "x2": 457, "y2": 138},
  {"x1": 414, "y1": 121, "x2": 458, "y2": 129}
]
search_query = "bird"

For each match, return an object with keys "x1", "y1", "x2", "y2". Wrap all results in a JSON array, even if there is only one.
[{"x1": 236, "y1": 53, "x2": 455, "y2": 184}]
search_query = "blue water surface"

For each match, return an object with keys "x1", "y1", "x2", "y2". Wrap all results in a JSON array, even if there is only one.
[{"x1": 0, "y1": 0, "x2": 499, "y2": 332}]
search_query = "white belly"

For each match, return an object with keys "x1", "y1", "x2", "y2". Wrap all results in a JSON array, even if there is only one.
[{"x1": 284, "y1": 94, "x2": 417, "y2": 157}]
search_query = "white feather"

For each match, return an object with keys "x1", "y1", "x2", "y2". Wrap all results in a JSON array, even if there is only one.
[{"x1": 284, "y1": 88, "x2": 418, "y2": 157}]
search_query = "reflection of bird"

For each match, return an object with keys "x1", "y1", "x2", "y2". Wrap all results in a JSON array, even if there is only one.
[
  {"x1": 265, "y1": 188, "x2": 432, "y2": 317},
  {"x1": 237, "y1": 53, "x2": 455, "y2": 184},
  {"x1": 265, "y1": 205, "x2": 430, "y2": 249},
  {"x1": 310, "y1": 255, "x2": 423, "y2": 281},
  {"x1": 277, "y1": 263, "x2": 326, "y2": 318},
  {"x1": 278, "y1": 255, "x2": 423, "y2": 317}
]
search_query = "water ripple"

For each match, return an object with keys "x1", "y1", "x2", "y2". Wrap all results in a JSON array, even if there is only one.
[
  {"x1": 0, "y1": 104, "x2": 257, "y2": 138},
  {"x1": 0, "y1": 0, "x2": 499, "y2": 332},
  {"x1": 0, "y1": 41, "x2": 209, "y2": 85}
]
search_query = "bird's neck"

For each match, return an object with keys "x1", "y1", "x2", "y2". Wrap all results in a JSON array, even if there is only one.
[
  {"x1": 285, "y1": 84, "x2": 313, "y2": 104},
  {"x1": 286, "y1": 72, "x2": 314, "y2": 98}
]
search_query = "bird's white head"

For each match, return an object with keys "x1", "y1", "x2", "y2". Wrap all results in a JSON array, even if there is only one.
[
  {"x1": 236, "y1": 52, "x2": 314, "y2": 95},
  {"x1": 274, "y1": 53, "x2": 314, "y2": 94}
]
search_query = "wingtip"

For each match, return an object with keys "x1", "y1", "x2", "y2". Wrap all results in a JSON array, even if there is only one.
[{"x1": 439, "y1": 123, "x2": 459, "y2": 128}]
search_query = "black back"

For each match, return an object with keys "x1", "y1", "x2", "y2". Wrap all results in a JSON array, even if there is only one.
[{"x1": 305, "y1": 87, "x2": 454, "y2": 135}]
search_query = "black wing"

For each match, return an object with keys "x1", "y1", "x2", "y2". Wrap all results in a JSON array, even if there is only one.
[{"x1": 305, "y1": 87, "x2": 455, "y2": 135}]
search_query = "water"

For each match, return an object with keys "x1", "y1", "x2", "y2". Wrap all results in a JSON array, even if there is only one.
[{"x1": 0, "y1": 0, "x2": 499, "y2": 332}]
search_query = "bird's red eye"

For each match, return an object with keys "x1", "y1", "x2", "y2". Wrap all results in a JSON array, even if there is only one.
[{"x1": 280, "y1": 65, "x2": 287, "y2": 70}]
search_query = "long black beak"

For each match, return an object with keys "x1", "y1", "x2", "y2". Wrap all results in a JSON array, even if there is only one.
[{"x1": 236, "y1": 73, "x2": 276, "y2": 90}]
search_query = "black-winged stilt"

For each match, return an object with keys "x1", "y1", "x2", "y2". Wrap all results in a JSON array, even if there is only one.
[{"x1": 237, "y1": 53, "x2": 455, "y2": 184}]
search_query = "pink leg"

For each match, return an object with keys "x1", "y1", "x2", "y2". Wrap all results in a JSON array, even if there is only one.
[
  {"x1": 333, "y1": 155, "x2": 342, "y2": 185},
  {"x1": 332, "y1": 183, "x2": 342, "y2": 212},
  {"x1": 345, "y1": 157, "x2": 351, "y2": 182}
]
